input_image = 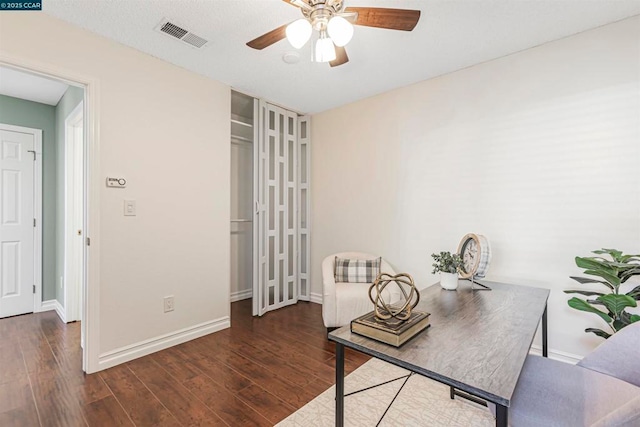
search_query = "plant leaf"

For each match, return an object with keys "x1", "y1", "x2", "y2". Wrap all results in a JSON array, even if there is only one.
[
  {"x1": 564, "y1": 289, "x2": 605, "y2": 297},
  {"x1": 596, "y1": 294, "x2": 637, "y2": 316},
  {"x1": 585, "y1": 328, "x2": 611, "y2": 339},
  {"x1": 568, "y1": 298, "x2": 612, "y2": 324},
  {"x1": 620, "y1": 267, "x2": 640, "y2": 283},
  {"x1": 569, "y1": 276, "x2": 613, "y2": 289},
  {"x1": 626, "y1": 285, "x2": 640, "y2": 300},
  {"x1": 576, "y1": 257, "x2": 617, "y2": 273},
  {"x1": 593, "y1": 249, "x2": 623, "y2": 261},
  {"x1": 613, "y1": 319, "x2": 626, "y2": 331},
  {"x1": 606, "y1": 262, "x2": 640, "y2": 268},
  {"x1": 619, "y1": 311, "x2": 639, "y2": 327},
  {"x1": 583, "y1": 269, "x2": 621, "y2": 287},
  {"x1": 630, "y1": 314, "x2": 640, "y2": 323}
]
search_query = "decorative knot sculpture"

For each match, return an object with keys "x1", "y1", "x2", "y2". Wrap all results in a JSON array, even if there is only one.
[{"x1": 369, "y1": 272, "x2": 420, "y2": 322}]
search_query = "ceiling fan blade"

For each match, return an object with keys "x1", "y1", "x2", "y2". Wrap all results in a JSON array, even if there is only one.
[
  {"x1": 247, "y1": 24, "x2": 288, "y2": 50},
  {"x1": 330, "y1": 46, "x2": 349, "y2": 67},
  {"x1": 343, "y1": 7, "x2": 421, "y2": 31},
  {"x1": 338, "y1": 11, "x2": 358, "y2": 23},
  {"x1": 282, "y1": 0, "x2": 312, "y2": 11}
]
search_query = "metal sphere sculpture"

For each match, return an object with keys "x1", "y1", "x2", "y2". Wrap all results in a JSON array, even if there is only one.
[{"x1": 369, "y1": 272, "x2": 420, "y2": 322}]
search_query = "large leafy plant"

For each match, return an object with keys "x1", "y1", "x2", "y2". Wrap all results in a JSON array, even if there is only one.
[{"x1": 565, "y1": 249, "x2": 640, "y2": 339}]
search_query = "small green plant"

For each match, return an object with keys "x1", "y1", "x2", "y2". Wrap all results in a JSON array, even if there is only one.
[
  {"x1": 431, "y1": 251, "x2": 465, "y2": 274},
  {"x1": 565, "y1": 248, "x2": 640, "y2": 339}
]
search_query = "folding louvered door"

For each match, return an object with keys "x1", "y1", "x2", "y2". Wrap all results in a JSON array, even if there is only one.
[
  {"x1": 297, "y1": 116, "x2": 311, "y2": 301},
  {"x1": 253, "y1": 101, "x2": 310, "y2": 316}
]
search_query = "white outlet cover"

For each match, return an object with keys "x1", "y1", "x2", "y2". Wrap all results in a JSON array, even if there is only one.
[{"x1": 163, "y1": 295, "x2": 174, "y2": 312}]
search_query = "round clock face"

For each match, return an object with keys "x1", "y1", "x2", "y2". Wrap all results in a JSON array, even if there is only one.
[{"x1": 457, "y1": 234, "x2": 491, "y2": 279}]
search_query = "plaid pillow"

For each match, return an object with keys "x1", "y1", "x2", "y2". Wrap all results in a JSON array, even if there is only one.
[{"x1": 334, "y1": 257, "x2": 382, "y2": 283}]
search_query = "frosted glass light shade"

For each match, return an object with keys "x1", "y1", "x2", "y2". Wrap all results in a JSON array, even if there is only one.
[
  {"x1": 315, "y1": 37, "x2": 336, "y2": 62},
  {"x1": 286, "y1": 19, "x2": 312, "y2": 49},
  {"x1": 327, "y1": 16, "x2": 354, "y2": 47}
]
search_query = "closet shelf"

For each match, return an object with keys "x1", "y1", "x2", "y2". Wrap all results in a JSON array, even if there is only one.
[
  {"x1": 231, "y1": 119, "x2": 253, "y2": 128},
  {"x1": 231, "y1": 134, "x2": 253, "y2": 143}
]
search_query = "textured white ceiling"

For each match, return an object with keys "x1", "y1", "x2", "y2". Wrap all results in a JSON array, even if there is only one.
[
  {"x1": 44, "y1": 0, "x2": 640, "y2": 113},
  {"x1": 0, "y1": 66, "x2": 69, "y2": 106}
]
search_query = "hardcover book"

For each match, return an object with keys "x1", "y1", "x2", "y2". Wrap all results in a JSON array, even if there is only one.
[{"x1": 350, "y1": 310, "x2": 430, "y2": 347}]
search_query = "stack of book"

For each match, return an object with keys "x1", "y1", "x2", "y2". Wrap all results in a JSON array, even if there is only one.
[{"x1": 351, "y1": 310, "x2": 430, "y2": 347}]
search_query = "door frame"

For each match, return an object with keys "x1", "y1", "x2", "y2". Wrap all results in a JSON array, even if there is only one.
[
  {"x1": 0, "y1": 123, "x2": 43, "y2": 313},
  {"x1": 63, "y1": 102, "x2": 84, "y2": 323},
  {"x1": 0, "y1": 55, "x2": 101, "y2": 374}
]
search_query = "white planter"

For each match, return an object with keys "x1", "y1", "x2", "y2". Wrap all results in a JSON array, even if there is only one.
[{"x1": 440, "y1": 272, "x2": 459, "y2": 290}]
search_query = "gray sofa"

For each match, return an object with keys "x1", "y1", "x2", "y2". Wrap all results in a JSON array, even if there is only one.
[{"x1": 509, "y1": 321, "x2": 640, "y2": 426}]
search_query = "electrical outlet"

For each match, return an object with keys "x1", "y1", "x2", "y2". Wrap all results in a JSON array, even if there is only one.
[{"x1": 163, "y1": 296, "x2": 174, "y2": 313}]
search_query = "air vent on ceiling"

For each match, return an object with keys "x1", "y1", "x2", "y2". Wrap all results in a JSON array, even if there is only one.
[{"x1": 155, "y1": 19, "x2": 208, "y2": 49}]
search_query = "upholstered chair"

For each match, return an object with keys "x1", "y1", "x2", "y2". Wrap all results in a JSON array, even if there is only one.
[
  {"x1": 504, "y1": 321, "x2": 640, "y2": 426},
  {"x1": 321, "y1": 252, "x2": 400, "y2": 330}
]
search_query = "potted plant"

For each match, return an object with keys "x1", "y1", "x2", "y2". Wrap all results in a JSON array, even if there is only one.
[
  {"x1": 565, "y1": 248, "x2": 640, "y2": 339},
  {"x1": 431, "y1": 251, "x2": 465, "y2": 290}
]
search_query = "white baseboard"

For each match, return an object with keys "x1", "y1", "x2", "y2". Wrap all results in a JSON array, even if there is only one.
[
  {"x1": 529, "y1": 344, "x2": 582, "y2": 364},
  {"x1": 54, "y1": 300, "x2": 67, "y2": 323},
  {"x1": 36, "y1": 299, "x2": 58, "y2": 313},
  {"x1": 97, "y1": 316, "x2": 230, "y2": 371},
  {"x1": 310, "y1": 292, "x2": 322, "y2": 305},
  {"x1": 41, "y1": 299, "x2": 67, "y2": 323},
  {"x1": 230, "y1": 289, "x2": 252, "y2": 302}
]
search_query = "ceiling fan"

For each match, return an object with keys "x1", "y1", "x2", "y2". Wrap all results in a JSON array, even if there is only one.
[{"x1": 246, "y1": 0, "x2": 421, "y2": 67}]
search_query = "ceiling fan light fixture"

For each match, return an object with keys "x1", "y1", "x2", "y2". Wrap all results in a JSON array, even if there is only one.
[
  {"x1": 327, "y1": 16, "x2": 354, "y2": 47},
  {"x1": 315, "y1": 35, "x2": 336, "y2": 62},
  {"x1": 286, "y1": 18, "x2": 312, "y2": 49}
]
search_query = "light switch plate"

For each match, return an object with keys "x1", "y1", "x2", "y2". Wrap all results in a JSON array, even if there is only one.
[{"x1": 124, "y1": 200, "x2": 136, "y2": 216}]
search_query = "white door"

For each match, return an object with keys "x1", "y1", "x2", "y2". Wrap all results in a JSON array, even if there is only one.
[
  {"x1": 254, "y1": 102, "x2": 299, "y2": 315},
  {"x1": 64, "y1": 103, "x2": 84, "y2": 323},
  {"x1": 297, "y1": 116, "x2": 311, "y2": 301},
  {"x1": 0, "y1": 128, "x2": 36, "y2": 318}
]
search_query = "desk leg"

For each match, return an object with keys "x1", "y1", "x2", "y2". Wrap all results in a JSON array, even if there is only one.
[
  {"x1": 496, "y1": 404, "x2": 508, "y2": 427},
  {"x1": 542, "y1": 304, "x2": 548, "y2": 358},
  {"x1": 335, "y1": 343, "x2": 345, "y2": 427}
]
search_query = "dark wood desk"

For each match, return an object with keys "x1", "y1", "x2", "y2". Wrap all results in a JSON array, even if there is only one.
[{"x1": 329, "y1": 280, "x2": 549, "y2": 427}]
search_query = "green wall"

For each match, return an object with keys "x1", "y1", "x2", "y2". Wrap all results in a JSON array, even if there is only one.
[
  {"x1": 0, "y1": 95, "x2": 57, "y2": 301},
  {"x1": 55, "y1": 87, "x2": 84, "y2": 306}
]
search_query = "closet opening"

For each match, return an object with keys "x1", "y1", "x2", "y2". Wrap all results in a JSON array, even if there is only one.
[
  {"x1": 230, "y1": 91, "x2": 255, "y2": 311},
  {"x1": 230, "y1": 90, "x2": 311, "y2": 318}
]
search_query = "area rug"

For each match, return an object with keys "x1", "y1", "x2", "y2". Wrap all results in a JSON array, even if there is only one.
[{"x1": 277, "y1": 358, "x2": 495, "y2": 426}]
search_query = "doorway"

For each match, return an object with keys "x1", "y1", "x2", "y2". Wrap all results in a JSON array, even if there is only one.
[
  {"x1": 0, "y1": 62, "x2": 95, "y2": 372},
  {"x1": 229, "y1": 91, "x2": 312, "y2": 318}
]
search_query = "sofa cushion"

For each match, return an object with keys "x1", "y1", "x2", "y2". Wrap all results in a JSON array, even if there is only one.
[
  {"x1": 334, "y1": 256, "x2": 381, "y2": 283},
  {"x1": 510, "y1": 355, "x2": 640, "y2": 427},
  {"x1": 578, "y1": 321, "x2": 640, "y2": 388},
  {"x1": 592, "y1": 395, "x2": 640, "y2": 427}
]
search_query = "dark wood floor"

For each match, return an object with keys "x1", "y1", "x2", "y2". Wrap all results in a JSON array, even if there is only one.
[{"x1": 0, "y1": 300, "x2": 369, "y2": 426}]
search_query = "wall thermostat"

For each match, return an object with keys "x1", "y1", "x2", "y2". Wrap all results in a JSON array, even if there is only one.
[{"x1": 106, "y1": 177, "x2": 127, "y2": 188}]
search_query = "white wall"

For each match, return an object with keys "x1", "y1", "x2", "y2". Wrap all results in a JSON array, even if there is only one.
[
  {"x1": 0, "y1": 13, "x2": 230, "y2": 366},
  {"x1": 311, "y1": 16, "x2": 640, "y2": 358}
]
